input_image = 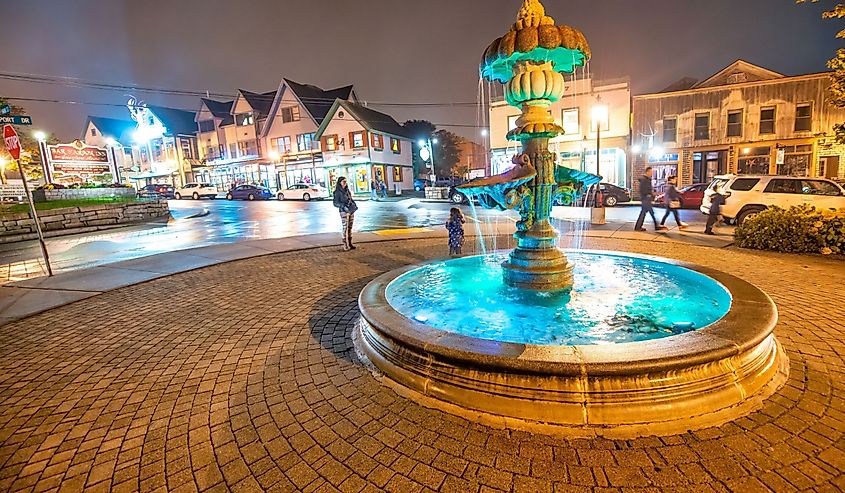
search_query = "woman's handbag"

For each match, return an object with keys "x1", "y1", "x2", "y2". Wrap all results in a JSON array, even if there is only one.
[{"x1": 669, "y1": 200, "x2": 682, "y2": 209}]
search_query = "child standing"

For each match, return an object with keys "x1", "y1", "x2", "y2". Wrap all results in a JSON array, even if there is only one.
[{"x1": 446, "y1": 207, "x2": 466, "y2": 256}]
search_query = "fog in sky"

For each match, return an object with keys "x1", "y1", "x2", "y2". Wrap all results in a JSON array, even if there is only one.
[{"x1": 0, "y1": 0, "x2": 838, "y2": 141}]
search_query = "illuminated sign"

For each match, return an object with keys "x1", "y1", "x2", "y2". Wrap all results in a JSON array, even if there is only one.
[{"x1": 47, "y1": 140, "x2": 112, "y2": 179}]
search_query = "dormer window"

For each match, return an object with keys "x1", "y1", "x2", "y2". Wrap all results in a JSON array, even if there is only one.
[
  {"x1": 727, "y1": 73, "x2": 747, "y2": 84},
  {"x1": 281, "y1": 106, "x2": 300, "y2": 123},
  {"x1": 237, "y1": 113, "x2": 254, "y2": 126}
]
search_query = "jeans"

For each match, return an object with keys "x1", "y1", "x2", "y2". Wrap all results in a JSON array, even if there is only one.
[
  {"x1": 661, "y1": 207, "x2": 682, "y2": 226},
  {"x1": 705, "y1": 212, "x2": 720, "y2": 233},
  {"x1": 370, "y1": 189, "x2": 377, "y2": 201},
  {"x1": 634, "y1": 198, "x2": 658, "y2": 229},
  {"x1": 341, "y1": 212, "x2": 354, "y2": 249}
]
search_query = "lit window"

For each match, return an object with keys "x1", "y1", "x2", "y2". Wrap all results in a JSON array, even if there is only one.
[
  {"x1": 694, "y1": 113, "x2": 710, "y2": 140},
  {"x1": 324, "y1": 135, "x2": 338, "y2": 151},
  {"x1": 297, "y1": 133, "x2": 314, "y2": 152},
  {"x1": 759, "y1": 107, "x2": 776, "y2": 134},
  {"x1": 390, "y1": 138, "x2": 401, "y2": 154},
  {"x1": 371, "y1": 133, "x2": 384, "y2": 150},
  {"x1": 238, "y1": 113, "x2": 254, "y2": 126},
  {"x1": 562, "y1": 108, "x2": 579, "y2": 135},
  {"x1": 274, "y1": 136, "x2": 292, "y2": 154},
  {"x1": 662, "y1": 117, "x2": 677, "y2": 143},
  {"x1": 351, "y1": 131, "x2": 365, "y2": 148},
  {"x1": 795, "y1": 103, "x2": 812, "y2": 132},
  {"x1": 727, "y1": 110, "x2": 742, "y2": 137}
]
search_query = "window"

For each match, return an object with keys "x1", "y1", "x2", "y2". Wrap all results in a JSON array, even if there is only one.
[
  {"x1": 764, "y1": 179, "x2": 799, "y2": 194},
  {"x1": 727, "y1": 110, "x2": 742, "y2": 137},
  {"x1": 90, "y1": 128, "x2": 97, "y2": 137},
  {"x1": 281, "y1": 106, "x2": 300, "y2": 123},
  {"x1": 662, "y1": 117, "x2": 677, "y2": 143},
  {"x1": 390, "y1": 138, "x2": 401, "y2": 154},
  {"x1": 779, "y1": 144, "x2": 812, "y2": 176},
  {"x1": 795, "y1": 103, "x2": 812, "y2": 132},
  {"x1": 371, "y1": 133, "x2": 384, "y2": 150},
  {"x1": 297, "y1": 133, "x2": 314, "y2": 152},
  {"x1": 393, "y1": 166, "x2": 402, "y2": 182},
  {"x1": 730, "y1": 178, "x2": 761, "y2": 191},
  {"x1": 507, "y1": 115, "x2": 519, "y2": 131},
  {"x1": 237, "y1": 141, "x2": 249, "y2": 156},
  {"x1": 274, "y1": 136, "x2": 292, "y2": 154},
  {"x1": 237, "y1": 113, "x2": 254, "y2": 126},
  {"x1": 206, "y1": 146, "x2": 216, "y2": 159},
  {"x1": 759, "y1": 107, "x2": 776, "y2": 134},
  {"x1": 324, "y1": 135, "x2": 339, "y2": 152},
  {"x1": 351, "y1": 131, "x2": 365, "y2": 148},
  {"x1": 198, "y1": 120, "x2": 215, "y2": 133},
  {"x1": 694, "y1": 113, "x2": 710, "y2": 140},
  {"x1": 562, "y1": 108, "x2": 579, "y2": 135},
  {"x1": 800, "y1": 179, "x2": 842, "y2": 196}
]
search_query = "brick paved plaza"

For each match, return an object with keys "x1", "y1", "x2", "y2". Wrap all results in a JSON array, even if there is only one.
[{"x1": 1, "y1": 237, "x2": 844, "y2": 492}]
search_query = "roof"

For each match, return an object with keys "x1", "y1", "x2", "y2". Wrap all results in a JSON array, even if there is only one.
[
  {"x1": 660, "y1": 77, "x2": 698, "y2": 93},
  {"x1": 693, "y1": 60, "x2": 784, "y2": 89},
  {"x1": 218, "y1": 115, "x2": 235, "y2": 127},
  {"x1": 314, "y1": 99, "x2": 412, "y2": 140},
  {"x1": 239, "y1": 90, "x2": 276, "y2": 118},
  {"x1": 147, "y1": 105, "x2": 198, "y2": 136},
  {"x1": 284, "y1": 79, "x2": 354, "y2": 125},
  {"x1": 200, "y1": 98, "x2": 234, "y2": 119},
  {"x1": 83, "y1": 116, "x2": 136, "y2": 143}
]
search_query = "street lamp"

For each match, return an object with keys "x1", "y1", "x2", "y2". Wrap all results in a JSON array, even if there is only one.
[
  {"x1": 33, "y1": 130, "x2": 52, "y2": 184},
  {"x1": 104, "y1": 137, "x2": 122, "y2": 183},
  {"x1": 418, "y1": 138, "x2": 437, "y2": 182},
  {"x1": 590, "y1": 96, "x2": 609, "y2": 225}
]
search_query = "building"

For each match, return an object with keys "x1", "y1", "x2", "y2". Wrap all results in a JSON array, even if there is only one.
[
  {"x1": 314, "y1": 99, "x2": 414, "y2": 193},
  {"x1": 631, "y1": 60, "x2": 845, "y2": 195},
  {"x1": 261, "y1": 79, "x2": 356, "y2": 188},
  {"x1": 194, "y1": 98, "x2": 234, "y2": 163},
  {"x1": 81, "y1": 116, "x2": 137, "y2": 180},
  {"x1": 489, "y1": 77, "x2": 632, "y2": 188},
  {"x1": 457, "y1": 140, "x2": 490, "y2": 179}
]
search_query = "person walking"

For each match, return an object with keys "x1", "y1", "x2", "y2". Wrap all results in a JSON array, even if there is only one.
[
  {"x1": 660, "y1": 175, "x2": 688, "y2": 230},
  {"x1": 370, "y1": 178, "x2": 378, "y2": 201},
  {"x1": 446, "y1": 207, "x2": 466, "y2": 256},
  {"x1": 704, "y1": 184, "x2": 725, "y2": 235},
  {"x1": 634, "y1": 167, "x2": 668, "y2": 232},
  {"x1": 379, "y1": 179, "x2": 388, "y2": 199},
  {"x1": 333, "y1": 177, "x2": 358, "y2": 250}
]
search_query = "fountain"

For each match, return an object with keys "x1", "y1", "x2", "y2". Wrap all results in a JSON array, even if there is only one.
[{"x1": 354, "y1": 0, "x2": 788, "y2": 436}]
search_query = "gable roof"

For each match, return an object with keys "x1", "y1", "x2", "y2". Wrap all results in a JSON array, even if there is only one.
[
  {"x1": 200, "y1": 98, "x2": 234, "y2": 119},
  {"x1": 660, "y1": 77, "x2": 699, "y2": 93},
  {"x1": 238, "y1": 90, "x2": 276, "y2": 118},
  {"x1": 147, "y1": 105, "x2": 198, "y2": 136},
  {"x1": 83, "y1": 116, "x2": 136, "y2": 143},
  {"x1": 693, "y1": 60, "x2": 784, "y2": 89},
  {"x1": 315, "y1": 99, "x2": 412, "y2": 140},
  {"x1": 284, "y1": 79, "x2": 355, "y2": 125}
]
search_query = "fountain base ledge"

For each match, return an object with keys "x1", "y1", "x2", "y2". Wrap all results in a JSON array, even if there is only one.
[{"x1": 354, "y1": 251, "x2": 790, "y2": 437}]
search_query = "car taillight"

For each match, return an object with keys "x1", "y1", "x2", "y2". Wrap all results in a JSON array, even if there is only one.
[{"x1": 311, "y1": 188, "x2": 318, "y2": 192}]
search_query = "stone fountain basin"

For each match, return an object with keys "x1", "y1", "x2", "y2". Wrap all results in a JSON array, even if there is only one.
[{"x1": 355, "y1": 250, "x2": 789, "y2": 437}]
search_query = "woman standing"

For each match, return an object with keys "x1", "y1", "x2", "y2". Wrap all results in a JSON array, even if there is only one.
[
  {"x1": 660, "y1": 176, "x2": 688, "y2": 230},
  {"x1": 333, "y1": 177, "x2": 358, "y2": 250}
]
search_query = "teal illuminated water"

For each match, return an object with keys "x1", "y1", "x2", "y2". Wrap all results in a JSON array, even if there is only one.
[{"x1": 385, "y1": 252, "x2": 731, "y2": 346}]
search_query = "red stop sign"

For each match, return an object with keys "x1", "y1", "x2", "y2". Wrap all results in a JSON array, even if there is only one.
[{"x1": 3, "y1": 125, "x2": 21, "y2": 160}]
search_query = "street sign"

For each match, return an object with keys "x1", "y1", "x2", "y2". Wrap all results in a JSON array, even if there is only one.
[
  {"x1": 3, "y1": 125, "x2": 21, "y2": 160},
  {"x1": 0, "y1": 115, "x2": 33, "y2": 125},
  {"x1": 0, "y1": 104, "x2": 10, "y2": 115}
]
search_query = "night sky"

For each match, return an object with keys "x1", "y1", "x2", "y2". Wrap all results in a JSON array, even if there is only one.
[{"x1": 0, "y1": 0, "x2": 839, "y2": 141}]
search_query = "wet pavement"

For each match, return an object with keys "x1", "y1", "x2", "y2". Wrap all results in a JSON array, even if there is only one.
[{"x1": 0, "y1": 198, "x2": 717, "y2": 283}]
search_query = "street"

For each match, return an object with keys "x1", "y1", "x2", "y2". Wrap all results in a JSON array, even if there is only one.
[{"x1": 0, "y1": 197, "x2": 717, "y2": 282}]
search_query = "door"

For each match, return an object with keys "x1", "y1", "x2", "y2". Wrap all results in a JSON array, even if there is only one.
[{"x1": 820, "y1": 156, "x2": 840, "y2": 179}]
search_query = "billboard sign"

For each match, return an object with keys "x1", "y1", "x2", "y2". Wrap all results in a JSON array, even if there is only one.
[{"x1": 47, "y1": 140, "x2": 112, "y2": 180}]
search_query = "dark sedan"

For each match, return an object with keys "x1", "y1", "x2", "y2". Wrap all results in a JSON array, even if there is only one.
[
  {"x1": 137, "y1": 184, "x2": 175, "y2": 199},
  {"x1": 226, "y1": 184, "x2": 273, "y2": 201},
  {"x1": 557, "y1": 182, "x2": 631, "y2": 207}
]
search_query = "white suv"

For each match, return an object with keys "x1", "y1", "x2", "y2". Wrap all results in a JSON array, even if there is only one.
[
  {"x1": 175, "y1": 183, "x2": 218, "y2": 200},
  {"x1": 701, "y1": 175, "x2": 845, "y2": 225}
]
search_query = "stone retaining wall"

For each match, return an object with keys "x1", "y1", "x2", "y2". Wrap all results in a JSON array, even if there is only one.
[
  {"x1": 32, "y1": 188, "x2": 136, "y2": 203},
  {"x1": 0, "y1": 200, "x2": 170, "y2": 242}
]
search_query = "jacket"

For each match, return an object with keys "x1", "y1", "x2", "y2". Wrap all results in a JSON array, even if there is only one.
[
  {"x1": 638, "y1": 175, "x2": 653, "y2": 200},
  {"x1": 333, "y1": 186, "x2": 357, "y2": 213}
]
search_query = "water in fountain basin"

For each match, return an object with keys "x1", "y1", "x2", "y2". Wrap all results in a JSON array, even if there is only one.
[{"x1": 386, "y1": 251, "x2": 731, "y2": 346}]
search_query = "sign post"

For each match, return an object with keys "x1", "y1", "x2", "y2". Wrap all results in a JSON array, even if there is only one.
[{"x1": 3, "y1": 125, "x2": 52, "y2": 276}]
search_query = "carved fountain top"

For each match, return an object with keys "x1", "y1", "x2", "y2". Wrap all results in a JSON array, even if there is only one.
[{"x1": 480, "y1": 0, "x2": 591, "y2": 84}]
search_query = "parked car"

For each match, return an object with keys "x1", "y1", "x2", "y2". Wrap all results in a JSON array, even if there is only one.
[
  {"x1": 137, "y1": 184, "x2": 175, "y2": 199},
  {"x1": 276, "y1": 183, "x2": 329, "y2": 201},
  {"x1": 225, "y1": 184, "x2": 273, "y2": 201},
  {"x1": 175, "y1": 182, "x2": 218, "y2": 200},
  {"x1": 700, "y1": 174, "x2": 845, "y2": 225},
  {"x1": 562, "y1": 182, "x2": 631, "y2": 207},
  {"x1": 448, "y1": 178, "x2": 482, "y2": 204},
  {"x1": 413, "y1": 178, "x2": 431, "y2": 191},
  {"x1": 655, "y1": 183, "x2": 707, "y2": 209}
]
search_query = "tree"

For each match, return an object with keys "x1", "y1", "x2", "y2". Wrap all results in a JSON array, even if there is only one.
[
  {"x1": 432, "y1": 129, "x2": 463, "y2": 179},
  {"x1": 798, "y1": 1, "x2": 845, "y2": 140},
  {"x1": 403, "y1": 120, "x2": 436, "y2": 178},
  {"x1": 0, "y1": 97, "x2": 57, "y2": 184}
]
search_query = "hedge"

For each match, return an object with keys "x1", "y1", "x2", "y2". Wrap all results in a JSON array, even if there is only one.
[{"x1": 734, "y1": 205, "x2": 845, "y2": 256}]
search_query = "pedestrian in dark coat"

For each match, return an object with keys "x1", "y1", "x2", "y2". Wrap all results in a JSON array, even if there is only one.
[
  {"x1": 634, "y1": 167, "x2": 669, "y2": 232},
  {"x1": 333, "y1": 177, "x2": 358, "y2": 250},
  {"x1": 704, "y1": 185, "x2": 725, "y2": 235},
  {"x1": 446, "y1": 207, "x2": 466, "y2": 256},
  {"x1": 660, "y1": 176, "x2": 688, "y2": 229}
]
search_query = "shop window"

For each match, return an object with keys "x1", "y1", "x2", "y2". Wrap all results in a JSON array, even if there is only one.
[
  {"x1": 562, "y1": 108, "x2": 579, "y2": 135},
  {"x1": 662, "y1": 117, "x2": 677, "y2": 143},
  {"x1": 759, "y1": 107, "x2": 776, "y2": 134},
  {"x1": 795, "y1": 103, "x2": 812, "y2": 132},
  {"x1": 727, "y1": 110, "x2": 742, "y2": 137},
  {"x1": 371, "y1": 133, "x2": 384, "y2": 150},
  {"x1": 198, "y1": 120, "x2": 215, "y2": 133},
  {"x1": 297, "y1": 133, "x2": 314, "y2": 152},
  {"x1": 738, "y1": 147, "x2": 771, "y2": 174},
  {"x1": 351, "y1": 131, "x2": 365, "y2": 148},
  {"x1": 324, "y1": 135, "x2": 339, "y2": 152},
  {"x1": 274, "y1": 136, "x2": 292, "y2": 154},
  {"x1": 281, "y1": 106, "x2": 300, "y2": 123},
  {"x1": 694, "y1": 113, "x2": 710, "y2": 140},
  {"x1": 390, "y1": 138, "x2": 401, "y2": 154},
  {"x1": 393, "y1": 166, "x2": 402, "y2": 182},
  {"x1": 779, "y1": 145, "x2": 812, "y2": 176},
  {"x1": 238, "y1": 113, "x2": 254, "y2": 126}
]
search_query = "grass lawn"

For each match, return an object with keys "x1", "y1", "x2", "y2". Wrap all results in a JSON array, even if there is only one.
[{"x1": 0, "y1": 197, "x2": 147, "y2": 215}]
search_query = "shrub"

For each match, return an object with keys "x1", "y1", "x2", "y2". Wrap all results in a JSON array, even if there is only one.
[{"x1": 734, "y1": 205, "x2": 845, "y2": 256}]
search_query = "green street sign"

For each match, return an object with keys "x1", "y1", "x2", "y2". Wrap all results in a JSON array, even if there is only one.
[{"x1": 0, "y1": 115, "x2": 33, "y2": 125}]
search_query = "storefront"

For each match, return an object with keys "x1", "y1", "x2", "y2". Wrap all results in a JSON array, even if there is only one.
[
  {"x1": 193, "y1": 160, "x2": 275, "y2": 191},
  {"x1": 692, "y1": 150, "x2": 728, "y2": 183},
  {"x1": 737, "y1": 146, "x2": 770, "y2": 175},
  {"x1": 647, "y1": 153, "x2": 680, "y2": 194},
  {"x1": 325, "y1": 164, "x2": 371, "y2": 194}
]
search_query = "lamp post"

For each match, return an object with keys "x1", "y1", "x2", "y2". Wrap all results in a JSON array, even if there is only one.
[
  {"x1": 33, "y1": 131, "x2": 52, "y2": 184},
  {"x1": 418, "y1": 138, "x2": 438, "y2": 182},
  {"x1": 104, "y1": 137, "x2": 121, "y2": 183},
  {"x1": 590, "y1": 97, "x2": 609, "y2": 225},
  {"x1": 269, "y1": 150, "x2": 282, "y2": 190}
]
